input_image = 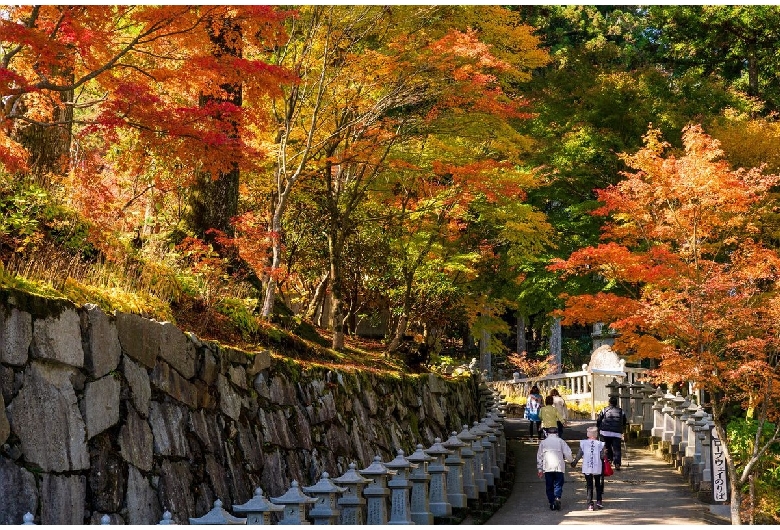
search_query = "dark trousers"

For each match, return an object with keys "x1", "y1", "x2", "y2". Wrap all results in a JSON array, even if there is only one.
[
  {"x1": 603, "y1": 435, "x2": 622, "y2": 466},
  {"x1": 584, "y1": 473, "x2": 604, "y2": 505},
  {"x1": 529, "y1": 420, "x2": 541, "y2": 437},
  {"x1": 556, "y1": 420, "x2": 564, "y2": 437},
  {"x1": 544, "y1": 471, "x2": 565, "y2": 504}
]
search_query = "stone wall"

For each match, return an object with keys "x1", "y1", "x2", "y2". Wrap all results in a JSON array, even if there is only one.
[{"x1": 0, "y1": 288, "x2": 480, "y2": 524}]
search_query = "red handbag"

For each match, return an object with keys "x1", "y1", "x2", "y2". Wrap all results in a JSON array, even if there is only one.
[{"x1": 602, "y1": 457, "x2": 614, "y2": 476}]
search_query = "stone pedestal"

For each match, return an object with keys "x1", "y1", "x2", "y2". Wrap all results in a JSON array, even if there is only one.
[
  {"x1": 442, "y1": 432, "x2": 467, "y2": 509},
  {"x1": 360, "y1": 456, "x2": 393, "y2": 525},
  {"x1": 425, "y1": 438, "x2": 452, "y2": 518},
  {"x1": 384, "y1": 450, "x2": 414, "y2": 525},
  {"x1": 406, "y1": 445, "x2": 434, "y2": 525}
]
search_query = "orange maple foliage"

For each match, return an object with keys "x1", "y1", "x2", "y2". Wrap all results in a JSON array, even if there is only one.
[
  {"x1": 551, "y1": 124, "x2": 780, "y2": 412},
  {"x1": 1, "y1": 5, "x2": 294, "y2": 217},
  {"x1": 550, "y1": 125, "x2": 780, "y2": 514}
]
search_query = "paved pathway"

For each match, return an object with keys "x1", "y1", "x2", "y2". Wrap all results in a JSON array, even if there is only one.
[{"x1": 469, "y1": 418, "x2": 727, "y2": 525}]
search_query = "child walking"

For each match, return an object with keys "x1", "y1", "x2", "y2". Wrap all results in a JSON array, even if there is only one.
[{"x1": 571, "y1": 426, "x2": 607, "y2": 510}]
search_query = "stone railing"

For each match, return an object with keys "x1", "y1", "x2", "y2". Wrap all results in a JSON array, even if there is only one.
[
  {"x1": 17, "y1": 389, "x2": 510, "y2": 525},
  {"x1": 491, "y1": 365, "x2": 650, "y2": 419},
  {"x1": 645, "y1": 388, "x2": 721, "y2": 502}
]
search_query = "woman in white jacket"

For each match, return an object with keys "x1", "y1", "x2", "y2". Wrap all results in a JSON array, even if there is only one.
[
  {"x1": 536, "y1": 427, "x2": 573, "y2": 511},
  {"x1": 570, "y1": 426, "x2": 607, "y2": 510}
]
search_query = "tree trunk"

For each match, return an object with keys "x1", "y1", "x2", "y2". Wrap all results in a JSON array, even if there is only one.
[
  {"x1": 388, "y1": 314, "x2": 409, "y2": 354},
  {"x1": 330, "y1": 289, "x2": 345, "y2": 350},
  {"x1": 189, "y1": 167, "x2": 240, "y2": 240},
  {"x1": 261, "y1": 261, "x2": 279, "y2": 318},
  {"x1": 480, "y1": 328, "x2": 491, "y2": 380},
  {"x1": 14, "y1": 46, "x2": 74, "y2": 183},
  {"x1": 516, "y1": 313, "x2": 527, "y2": 354},
  {"x1": 329, "y1": 238, "x2": 345, "y2": 351},
  {"x1": 188, "y1": 16, "x2": 242, "y2": 242},
  {"x1": 304, "y1": 272, "x2": 330, "y2": 322},
  {"x1": 549, "y1": 317, "x2": 562, "y2": 373},
  {"x1": 387, "y1": 272, "x2": 414, "y2": 353},
  {"x1": 748, "y1": 472, "x2": 755, "y2": 525}
]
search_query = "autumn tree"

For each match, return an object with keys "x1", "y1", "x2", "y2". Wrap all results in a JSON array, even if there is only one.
[
  {"x1": 0, "y1": 5, "x2": 292, "y2": 256},
  {"x1": 248, "y1": 5, "x2": 550, "y2": 352},
  {"x1": 549, "y1": 125, "x2": 780, "y2": 524},
  {"x1": 510, "y1": 5, "x2": 750, "y2": 356}
]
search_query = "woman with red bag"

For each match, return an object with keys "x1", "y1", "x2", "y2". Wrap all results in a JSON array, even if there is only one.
[{"x1": 571, "y1": 426, "x2": 607, "y2": 510}]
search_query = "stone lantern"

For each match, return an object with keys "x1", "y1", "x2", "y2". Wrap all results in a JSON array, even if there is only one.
[
  {"x1": 425, "y1": 437, "x2": 452, "y2": 518},
  {"x1": 671, "y1": 393, "x2": 687, "y2": 451},
  {"x1": 303, "y1": 471, "x2": 347, "y2": 525},
  {"x1": 490, "y1": 406, "x2": 507, "y2": 469},
  {"x1": 605, "y1": 378, "x2": 620, "y2": 400},
  {"x1": 270, "y1": 480, "x2": 317, "y2": 525},
  {"x1": 692, "y1": 407, "x2": 708, "y2": 489},
  {"x1": 332, "y1": 463, "x2": 371, "y2": 525},
  {"x1": 384, "y1": 449, "x2": 415, "y2": 525},
  {"x1": 189, "y1": 499, "x2": 246, "y2": 525},
  {"x1": 406, "y1": 444, "x2": 434, "y2": 525},
  {"x1": 470, "y1": 422, "x2": 492, "y2": 490},
  {"x1": 233, "y1": 487, "x2": 284, "y2": 525},
  {"x1": 661, "y1": 391, "x2": 677, "y2": 445},
  {"x1": 456, "y1": 425, "x2": 478, "y2": 501},
  {"x1": 639, "y1": 383, "x2": 658, "y2": 434},
  {"x1": 683, "y1": 400, "x2": 700, "y2": 461},
  {"x1": 442, "y1": 431, "x2": 467, "y2": 509},
  {"x1": 628, "y1": 381, "x2": 645, "y2": 424},
  {"x1": 482, "y1": 416, "x2": 501, "y2": 481},
  {"x1": 360, "y1": 455, "x2": 394, "y2": 525},
  {"x1": 465, "y1": 423, "x2": 486, "y2": 495},
  {"x1": 650, "y1": 387, "x2": 666, "y2": 440}
]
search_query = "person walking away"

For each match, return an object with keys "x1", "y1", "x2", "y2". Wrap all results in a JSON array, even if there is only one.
[
  {"x1": 540, "y1": 395, "x2": 565, "y2": 440},
  {"x1": 536, "y1": 426, "x2": 572, "y2": 511},
  {"x1": 571, "y1": 426, "x2": 607, "y2": 510},
  {"x1": 550, "y1": 388, "x2": 568, "y2": 437},
  {"x1": 596, "y1": 396, "x2": 627, "y2": 470},
  {"x1": 525, "y1": 385, "x2": 543, "y2": 439}
]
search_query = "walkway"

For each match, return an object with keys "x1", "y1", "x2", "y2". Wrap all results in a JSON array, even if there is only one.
[{"x1": 472, "y1": 418, "x2": 727, "y2": 525}]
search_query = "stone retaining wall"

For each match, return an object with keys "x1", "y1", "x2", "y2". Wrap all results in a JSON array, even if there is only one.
[{"x1": 0, "y1": 288, "x2": 480, "y2": 524}]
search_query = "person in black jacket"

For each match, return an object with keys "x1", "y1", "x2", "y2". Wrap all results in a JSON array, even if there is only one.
[{"x1": 596, "y1": 396, "x2": 627, "y2": 470}]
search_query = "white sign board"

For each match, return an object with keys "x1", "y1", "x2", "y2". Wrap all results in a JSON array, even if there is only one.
[{"x1": 711, "y1": 427, "x2": 729, "y2": 502}]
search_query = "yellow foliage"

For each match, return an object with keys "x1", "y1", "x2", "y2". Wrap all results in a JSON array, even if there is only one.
[{"x1": 711, "y1": 112, "x2": 780, "y2": 173}]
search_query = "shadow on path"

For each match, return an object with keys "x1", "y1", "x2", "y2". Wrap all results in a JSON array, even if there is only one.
[{"x1": 468, "y1": 418, "x2": 727, "y2": 526}]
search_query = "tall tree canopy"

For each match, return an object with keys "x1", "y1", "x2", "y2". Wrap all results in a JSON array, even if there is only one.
[
  {"x1": 549, "y1": 125, "x2": 780, "y2": 524},
  {"x1": 1, "y1": 5, "x2": 293, "y2": 251},
  {"x1": 649, "y1": 5, "x2": 780, "y2": 112},
  {"x1": 239, "y1": 5, "x2": 552, "y2": 350}
]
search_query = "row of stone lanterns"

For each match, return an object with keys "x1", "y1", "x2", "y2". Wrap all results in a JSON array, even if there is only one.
[
  {"x1": 601, "y1": 376, "x2": 718, "y2": 499},
  {"x1": 179, "y1": 388, "x2": 508, "y2": 525}
]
